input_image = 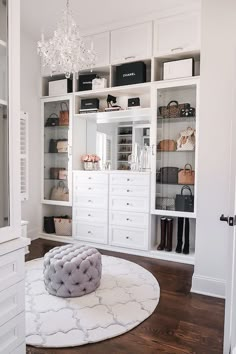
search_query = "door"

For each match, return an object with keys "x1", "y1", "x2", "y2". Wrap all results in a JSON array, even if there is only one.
[
  {"x1": 110, "y1": 22, "x2": 152, "y2": 64},
  {"x1": 83, "y1": 32, "x2": 110, "y2": 68},
  {"x1": 223, "y1": 60, "x2": 236, "y2": 353},
  {"x1": 153, "y1": 12, "x2": 201, "y2": 57}
]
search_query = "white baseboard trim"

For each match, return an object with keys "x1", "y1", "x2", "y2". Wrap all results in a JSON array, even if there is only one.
[
  {"x1": 27, "y1": 228, "x2": 40, "y2": 241},
  {"x1": 191, "y1": 273, "x2": 226, "y2": 299}
]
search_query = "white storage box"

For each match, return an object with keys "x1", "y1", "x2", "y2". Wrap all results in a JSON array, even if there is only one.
[
  {"x1": 54, "y1": 217, "x2": 72, "y2": 236},
  {"x1": 49, "y1": 79, "x2": 73, "y2": 96},
  {"x1": 163, "y1": 58, "x2": 193, "y2": 80},
  {"x1": 92, "y1": 78, "x2": 107, "y2": 90}
]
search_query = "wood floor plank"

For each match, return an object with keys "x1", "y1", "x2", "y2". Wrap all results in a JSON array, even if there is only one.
[{"x1": 26, "y1": 239, "x2": 224, "y2": 354}]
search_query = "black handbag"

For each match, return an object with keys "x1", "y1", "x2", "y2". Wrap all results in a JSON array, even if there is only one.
[
  {"x1": 49, "y1": 139, "x2": 58, "y2": 153},
  {"x1": 175, "y1": 186, "x2": 194, "y2": 212},
  {"x1": 45, "y1": 113, "x2": 59, "y2": 127},
  {"x1": 43, "y1": 216, "x2": 55, "y2": 234},
  {"x1": 157, "y1": 167, "x2": 179, "y2": 184}
]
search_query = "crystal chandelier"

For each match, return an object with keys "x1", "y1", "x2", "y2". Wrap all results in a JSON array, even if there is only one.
[{"x1": 37, "y1": 0, "x2": 96, "y2": 78}]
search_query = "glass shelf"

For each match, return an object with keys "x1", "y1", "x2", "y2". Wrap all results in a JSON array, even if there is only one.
[
  {"x1": 44, "y1": 152, "x2": 68, "y2": 155},
  {"x1": 157, "y1": 116, "x2": 196, "y2": 123},
  {"x1": 157, "y1": 150, "x2": 195, "y2": 153}
]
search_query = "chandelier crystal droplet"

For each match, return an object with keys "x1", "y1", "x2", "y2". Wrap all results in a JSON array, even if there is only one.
[{"x1": 37, "y1": 0, "x2": 96, "y2": 78}]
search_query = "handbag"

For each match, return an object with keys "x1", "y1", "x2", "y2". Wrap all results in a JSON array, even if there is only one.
[
  {"x1": 50, "y1": 167, "x2": 66, "y2": 180},
  {"x1": 157, "y1": 167, "x2": 179, "y2": 184},
  {"x1": 156, "y1": 197, "x2": 175, "y2": 211},
  {"x1": 59, "y1": 102, "x2": 69, "y2": 126},
  {"x1": 59, "y1": 170, "x2": 68, "y2": 180},
  {"x1": 50, "y1": 181, "x2": 69, "y2": 201},
  {"x1": 180, "y1": 106, "x2": 196, "y2": 117},
  {"x1": 157, "y1": 139, "x2": 176, "y2": 151},
  {"x1": 54, "y1": 216, "x2": 72, "y2": 236},
  {"x1": 175, "y1": 186, "x2": 194, "y2": 212},
  {"x1": 57, "y1": 139, "x2": 68, "y2": 153},
  {"x1": 178, "y1": 164, "x2": 195, "y2": 185},
  {"x1": 177, "y1": 127, "x2": 195, "y2": 151},
  {"x1": 159, "y1": 101, "x2": 190, "y2": 119},
  {"x1": 43, "y1": 216, "x2": 55, "y2": 234},
  {"x1": 45, "y1": 113, "x2": 59, "y2": 127},
  {"x1": 49, "y1": 139, "x2": 58, "y2": 153}
]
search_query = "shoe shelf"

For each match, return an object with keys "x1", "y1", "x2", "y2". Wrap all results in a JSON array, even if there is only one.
[
  {"x1": 151, "y1": 209, "x2": 196, "y2": 218},
  {"x1": 150, "y1": 248, "x2": 195, "y2": 265}
]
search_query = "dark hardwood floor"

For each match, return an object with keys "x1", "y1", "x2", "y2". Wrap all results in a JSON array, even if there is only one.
[{"x1": 26, "y1": 239, "x2": 225, "y2": 354}]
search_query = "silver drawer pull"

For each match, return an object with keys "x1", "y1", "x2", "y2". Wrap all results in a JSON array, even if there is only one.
[
  {"x1": 126, "y1": 236, "x2": 129, "y2": 239},
  {"x1": 88, "y1": 177, "x2": 92, "y2": 180},
  {"x1": 126, "y1": 203, "x2": 130, "y2": 206},
  {"x1": 126, "y1": 218, "x2": 129, "y2": 221},
  {"x1": 171, "y1": 47, "x2": 183, "y2": 52},
  {"x1": 127, "y1": 190, "x2": 130, "y2": 193},
  {"x1": 88, "y1": 200, "x2": 92, "y2": 203},
  {"x1": 124, "y1": 56, "x2": 135, "y2": 60},
  {"x1": 88, "y1": 214, "x2": 91, "y2": 217},
  {"x1": 88, "y1": 231, "x2": 92, "y2": 234},
  {"x1": 88, "y1": 187, "x2": 92, "y2": 190},
  {"x1": 127, "y1": 178, "x2": 130, "y2": 181}
]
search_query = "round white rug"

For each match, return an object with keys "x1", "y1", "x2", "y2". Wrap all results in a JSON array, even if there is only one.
[{"x1": 26, "y1": 255, "x2": 160, "y2": 348}]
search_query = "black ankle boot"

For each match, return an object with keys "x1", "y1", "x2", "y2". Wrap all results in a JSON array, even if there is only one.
[
  {"x1": 165, "y1": 218, "x2": 173, "y2": 252},
  {"x1": 176, "y1": 217, "x2": 184, "y2": 253},
  {"x1": 157, "y1": 217, "x2": 167, "y2": 250},
  {"x1": 183, "y1": 218, "x2": 190, "y2": 254}
]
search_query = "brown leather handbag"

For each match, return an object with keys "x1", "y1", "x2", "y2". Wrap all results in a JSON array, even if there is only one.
[
  {"x1": 59, "y1": 102, "x2": 69, "y2": 126},
  {"x1": 159, "y1": 101, "x2": 190, "y2": 118},
  {"x1": 157, "y1": 139, "x2": 176, "y2": 151},
  {"x1": 178, "y1": 164, "x2": 195, "y2": 185}
]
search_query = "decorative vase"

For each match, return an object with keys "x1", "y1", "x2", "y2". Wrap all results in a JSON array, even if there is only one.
[{"x1": 83, "y1": 162, "x2": 94, "y2": 171}]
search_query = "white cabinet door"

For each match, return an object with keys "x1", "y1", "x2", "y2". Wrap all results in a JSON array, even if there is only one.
[
  {"x1": 154, "y1": 12, "x2": 201, "y2": 57},
  {"x1": 111, "y1": 22, "x2": 152, "y2": 64},
  {"x1": 83, "y1": 32, "x2": 110, "y2": 68}
]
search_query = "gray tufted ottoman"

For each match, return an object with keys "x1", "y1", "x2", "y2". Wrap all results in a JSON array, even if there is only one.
[{"x1": 43, "y1": 244, "x2": 102, "y2": 298}]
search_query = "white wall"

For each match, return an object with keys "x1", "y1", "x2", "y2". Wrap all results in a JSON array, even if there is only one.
[
  {"x1": 192, "y1": 0, "x2": 236, "y2": 298},
  {"x1": 20, "y1": 29, "x2": 41, "y2": 239}
]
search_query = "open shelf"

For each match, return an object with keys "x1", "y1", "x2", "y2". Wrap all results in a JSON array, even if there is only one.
[
  {"x1": 0, "y1": 99, "x2": 7, "y2": 106},
  {"x1": 75, "y1": 108, "x2": 152, "y2": 124},
  {"x1": 42, "y1": 200, "x2": 72, "y2": 207},
  {"x1": 157, "y1": 116, "x2": 196, "y2": 123},
  {"x1": 150, "y1": 248, "x2": 195, "y2": 265},
  {"x1": 151, "y1": 209, "x2": 196, "y2": 218}
]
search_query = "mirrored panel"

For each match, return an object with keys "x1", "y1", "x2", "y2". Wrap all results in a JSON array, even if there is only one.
[
  {"x1": 86, "y1": 120, "x2": 151, "y2": 171},
  {"x1": 0, "y1": 0, "x2": 9, "y2": 227}
]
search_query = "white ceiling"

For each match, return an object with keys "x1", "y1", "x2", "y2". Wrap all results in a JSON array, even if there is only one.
[{"x1": 21, "y1": 0, "x2": 200, "y2": 40}]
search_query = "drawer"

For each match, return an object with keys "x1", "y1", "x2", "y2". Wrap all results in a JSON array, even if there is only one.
[
  {"x1": 74, "y1": 183, "x2": 108, "y2": 196},
  {"x1": 110, "y1": 211, "x2": 149, "y2": 228},
  {"x1": 110, "y1": 173, "x2": 150, "y2": 186},
  {"x1": 74, "y1": 172, "x2": 108, "y2": 185},
  {"x1": 73, "y1": 195, "x2": 108, "y2": 209},
  {"x1": 73, "y1": 222, "x2": 108, "y2": 244},
  {"x1": 110, "y1": 184, "x2": 149, "y2": 198},
  {"x1": 110, "y1": 196, "x2": 149, "y2": 213},
  {"x1": 0, "y1": 249, "x2": 24, "y2": 293},
  {"x1": 73, "y1": 208, "x2": 108, "y2": 224},
  {"x1": 109, "y1": 226, "x2": 148, "y2": 250},
  {"x1": 0, "y1": 312, "x2": 25, "y2": 354},
  {"x1": 0, "y1": 281, "x2": 25, "y2": 327}
]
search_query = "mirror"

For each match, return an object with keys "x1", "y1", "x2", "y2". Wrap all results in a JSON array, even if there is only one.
[
  {"x1": 86, "y1": 120, "x2": 151, "y2": 171},
  {"x1": 0, "y1": 0, "x2": 10, "y2": 227}
]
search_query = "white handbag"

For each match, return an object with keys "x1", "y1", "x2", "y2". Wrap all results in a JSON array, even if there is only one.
[
  {"x1": 177, "y1": 127, "x2": 196, "y2": 151},
  {"x1": 92, "y1": 78, "x2": 107, "y2": 90},
  {"x1": 54, "y1": 217, "x2": 72, "y2": 236}
]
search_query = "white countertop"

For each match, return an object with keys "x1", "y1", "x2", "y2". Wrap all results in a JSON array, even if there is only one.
[{"x1": 0, "y1": 237, "x2": 30, "y2": 256}]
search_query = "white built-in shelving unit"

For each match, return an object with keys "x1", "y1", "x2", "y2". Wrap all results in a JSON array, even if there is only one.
[{"x1": 40, "y1": 9, "x2": 201, "y2": 265}]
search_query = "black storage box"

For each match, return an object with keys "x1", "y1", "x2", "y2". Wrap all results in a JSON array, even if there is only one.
[
  {"x1": 78, "y1": 74, "x2": 97, "y2": 91},
  {"x1": 80, "y1": 98, "x2": 99, "y2": 111},
  {"x1": 115, "y1": 61, "x2": 146, "y2": 87}
]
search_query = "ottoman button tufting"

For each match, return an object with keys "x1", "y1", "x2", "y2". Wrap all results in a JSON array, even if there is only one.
[{"x1": 43, "y1": 244, "x2": 102, "y2": 298}]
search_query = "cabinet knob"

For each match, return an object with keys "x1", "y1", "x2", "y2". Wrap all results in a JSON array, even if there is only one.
[
  {"x1": 126, "y1": 218, "x2": 129, "y2": 221},
  {"x1": 127, "y1": 190, "x2": 130, "y2": 193},
  {"x1": 88, "y1": 177, "x2": 92, "y2": 180},
  {"x1": 88, "y1": 187, "x2": 92, "y2": 190},
  {"x1": 88, "y1": 231, "x2": 92, "y2": 234},
  {"x1": 126, "y1": 203, "x2": 130, "y2": 206},
  {"x1": 88, "y1": 200, "x2": 92, "y2": 203},
  {"x1": 126, "y1": 236, "x2": 129, "y2": 239},
  {"x1": 127, "y1": 178, "x2": 130, "y2": 182},
  {"x1": 88, "y1": 214, "x2": 91, "y2": 217}
]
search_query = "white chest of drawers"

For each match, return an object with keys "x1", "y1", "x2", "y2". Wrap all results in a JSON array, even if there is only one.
[
  {"x1": 73, "y1": 171, "x2": 109, "y2": 244},
  {"x1": 73, "y1": 171, "x2": 151, "y2": 252},
  {"x1": 109, "y1": 172, "x2": 150, "y2": 251}
]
